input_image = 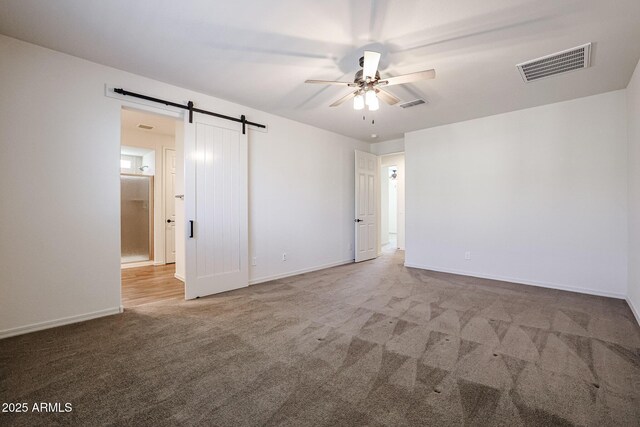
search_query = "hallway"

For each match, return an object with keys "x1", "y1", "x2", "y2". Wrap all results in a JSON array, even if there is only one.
[{"x1": 121, "y1": 264, "x2": 183, "y2": 308}]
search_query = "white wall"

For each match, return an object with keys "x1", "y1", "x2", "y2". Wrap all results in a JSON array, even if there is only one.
[
  {"x1": 371, "y1": 138, "x2": 404, "y2": 155},
  {"x1": 628, "y1": 58, "x2": 640, "y2": 322},
  {"x1": 405, "y1": 91, "x2": 628, "y2": 298},
  {"x1": 142, "y1": 150, "x2": 155, "y2": 176},
  {"x1": 0, "y1": 35, "x2": 368, "y2": 338},
  {"x1": 121, "y1": 127, "x2": 175, "y2": 265},
  {"x1": 174, "y1": 121, "x2": 186, "y2": 281},
  {"x1": 247, "y1": 116, "x2": 367, "y2": 283}
]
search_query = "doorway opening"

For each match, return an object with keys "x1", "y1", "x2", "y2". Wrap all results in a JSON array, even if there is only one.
[
  {"x1": 380, "y1": 153, "x2": 405, "y2": 252},
  {"x1": 120, "y1": 107, "x2": 184, "y2": 307}
]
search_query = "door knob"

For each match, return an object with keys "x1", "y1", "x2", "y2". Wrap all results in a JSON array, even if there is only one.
[
  {"x1": 166, "y1": 219, "x2": 174, "y2": 223},
  {"x1": 354, "y1": 219, "x2": 363, "y2": 222}
]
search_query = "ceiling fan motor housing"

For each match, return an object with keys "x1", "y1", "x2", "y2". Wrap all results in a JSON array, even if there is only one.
[{"x1": 354, "y1": 69, "x2": 381, "y2": 86}]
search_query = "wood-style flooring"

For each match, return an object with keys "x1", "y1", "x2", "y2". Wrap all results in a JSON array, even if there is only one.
[{"x1": 121, "y1": 263, "x2": 184, "y2": 308}]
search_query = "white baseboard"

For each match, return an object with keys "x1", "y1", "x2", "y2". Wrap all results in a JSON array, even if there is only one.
[
  {"x1": 0, "y1": 307, "x2": 122, "y2": 340},
  {"x1": 121, "y1": 261, "x2": 154, "y2": 269},
  {"x1": 626, "y1": 297, "x2": 640, "y2": 326},
  {"x1": 174, "y1": 273, "x2": 185, "y2": 282},
  {"x1": 403, "y1": 262, "x2": 626, "y2": 299},
  {"x1": 250, "y1": 259, "x2": 354, "y2": 285}
]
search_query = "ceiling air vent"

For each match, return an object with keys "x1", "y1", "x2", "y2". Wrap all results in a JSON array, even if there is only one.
[
  {"x1": 399, "y1": 99, "x2": 427, "y2": 109},
  {"x1": 137, "y1": 123, "x2": 154, "y2": 130},
  {"x1": 516, "y1": 43, "x2": 591, "y2": 83}
]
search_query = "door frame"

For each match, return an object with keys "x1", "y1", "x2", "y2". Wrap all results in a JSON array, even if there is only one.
[
  {"x1": 163, "y1": 147, "x2": 177, "y2": 264},
  {"x1": 378, "y1": 151, "x2": 406, "y2": 254},
  {"x1": 113, "y1": 95, "x2": 185, "y2": 309}
]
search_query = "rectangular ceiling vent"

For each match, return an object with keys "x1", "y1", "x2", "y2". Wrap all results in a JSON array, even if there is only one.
[
  {"x1": 399, "y1": 99, "x2": 427, "y2": 109},
  {"x1": 516, "y1": 43, "x2": 591, "y2": 83},
  {"x1": 137, "y1": 123, "x2": 154, "y2": 130}
]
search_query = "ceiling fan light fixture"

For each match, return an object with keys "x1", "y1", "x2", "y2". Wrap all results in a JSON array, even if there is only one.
[
  {"x1": 365, "y1": 90, "x2": 377, "y2": 107},
  {"x1": 368, "y1": 95, "x2": 379, "y2": 111},
  {"x1": 353, "y1": 94, "x2": 364, "y2": 110}
]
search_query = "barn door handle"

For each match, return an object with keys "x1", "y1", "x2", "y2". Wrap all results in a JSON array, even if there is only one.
[
  {"x1": 355, "y1": 219, "x2": 363, "y2": 222},
  {"x1": 189, "y1": 220, "x2": 194, "y2": 238},
  {"x1": 166, "y1": 219, "x2": 174, "y2": 223}
]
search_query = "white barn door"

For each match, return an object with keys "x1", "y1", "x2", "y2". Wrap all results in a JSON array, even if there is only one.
[
  {"x1": 184, "y1": 114, "x2": 248, "y2": 299},
  {"x1": 355, "y1": 150, "x2": 378, "y2": 262}
]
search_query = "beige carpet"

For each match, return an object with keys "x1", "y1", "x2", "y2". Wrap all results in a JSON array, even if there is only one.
[{"x1": 1, "y1": 250, "x2": 639, "y2": 426}]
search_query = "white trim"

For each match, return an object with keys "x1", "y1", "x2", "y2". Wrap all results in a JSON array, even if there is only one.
[
  {"x1": 121, "y1": 260, "x2": 154, "y2": 269},
  {"x1": 105, "y1": 85, "x2": 184, "y2": 118},
  {"x1": 110, "y1": 86, "x2": 185, "y2": 307},
  {"x1": 0, "y1": 307, "x2": 121, "y2": 339},
  {"x1": 163, "y1": 147, "x2": 177, "y2": 264},
  {"x1": 250, "y1": 259, "x2": 354, "y2": 285},
  {"x1": 377, "y1": 155, "x2": 383, "y2": 257},
  {"x1": 106, "y1": 85, "x2": 268, "y2": 134},
  {"x1": 403, "y1": 262, "x2": 626, "y2": 299},
  {"x1": 626, "y1": 297, "x2": 640, "y2": 326},
  {"x1": 379, "y1": 150, "x2": 405, "y2": 157},
  {"x1": 174, "y1": 273, "x2": 185, "y2": 282}
]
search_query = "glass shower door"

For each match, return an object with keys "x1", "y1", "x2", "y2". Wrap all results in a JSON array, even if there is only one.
[{"x1": 121, "y1": 174, "x2": 153, "y2": 264}]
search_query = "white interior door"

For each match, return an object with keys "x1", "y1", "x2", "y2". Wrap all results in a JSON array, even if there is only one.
[
  {"x1": 355, "y1": 150, "x2": 378, "y2": 262},
  {"x1": 164, "y1": 148, "x2": 176, "y2": 263},
  {"x1": 184, "y1": 114, "x2": 248, "y2": 299}
]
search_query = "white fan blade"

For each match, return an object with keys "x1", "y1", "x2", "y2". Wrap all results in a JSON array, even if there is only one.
[
  {"x1": 377, "y1": 69, "x2": 436, "y2": 86},
  {"x1": 375, "y1": 89, "x2": 401, "y2": 105},
  {"x1": 305, "y1": 80, "x2": 357, "y2": 87},
  {"x1": 363, "y1": 51, "x2": 381, "y2": 79},
  {"x1": 330, "y1": 91, "x2": 357, "y2": 107}
]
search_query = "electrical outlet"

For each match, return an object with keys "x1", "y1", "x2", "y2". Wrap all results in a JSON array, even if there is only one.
[
  {"x1": 465, "y1": 251, "x2": 471, "y2": 260},
  {"x1": 282, "y1": 253, "x2": 287, "y2": 261},
  {"x1": 251, "y1": 257, "x2": 257, "y2": 266}
]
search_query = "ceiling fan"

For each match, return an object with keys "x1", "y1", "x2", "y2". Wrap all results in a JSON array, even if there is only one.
[{"x1": 305, "y1": 51, "x2": 435, "y2": 111}]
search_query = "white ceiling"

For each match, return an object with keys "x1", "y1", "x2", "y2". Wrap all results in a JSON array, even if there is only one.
[
  {"x1": 1, "y1": 0, "x2": 639, "y2": 142},
  {"x1": 121, "y1": 108, "x2": 177, "y2": 136}
]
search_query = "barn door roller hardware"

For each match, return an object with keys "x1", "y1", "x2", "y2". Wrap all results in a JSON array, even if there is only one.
[{"x1": 113, "y1": 88, "x2": 266, "y2": 135}]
